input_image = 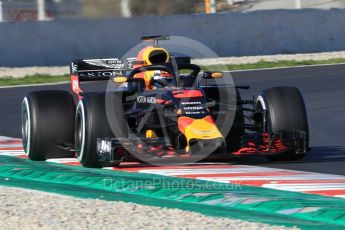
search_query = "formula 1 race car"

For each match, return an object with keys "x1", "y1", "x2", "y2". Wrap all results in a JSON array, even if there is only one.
[{"x1": 21, "y1": 35, "x2": 309, "y2": 167}]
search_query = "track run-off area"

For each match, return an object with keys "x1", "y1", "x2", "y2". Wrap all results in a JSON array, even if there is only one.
[
  {"x1": 1, "y1": 137, "x2": 345, "y2": 199},
  {"x1": 0, "y1": 64, "x2": 345, "y2": 229}
]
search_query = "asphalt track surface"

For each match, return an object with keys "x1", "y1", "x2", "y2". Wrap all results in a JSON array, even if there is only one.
[{"x1": 0, "y1": 64, "x2": 344, "y2": 175}]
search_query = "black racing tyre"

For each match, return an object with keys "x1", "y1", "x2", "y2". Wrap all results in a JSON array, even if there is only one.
[
  {"x1": 21, "y1": 90, "x2": 75, "y2": 161},
  {"x1": 75, "y1": 93, "x2": 127, "y2": 168},
  {"x1": 256, "y1": 87, "x2": 309, "y2": 162}
]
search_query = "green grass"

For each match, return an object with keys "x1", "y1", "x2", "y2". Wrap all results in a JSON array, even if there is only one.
[
  {"x1": 1, "y1": 58, "x2": 345, "y2": 87},
  {"x1": 202, "y1": 58, "x2": 345, "y2": 72},
  {"x1": 0, "y1": 74, "x2": 69, "y2": 86}
]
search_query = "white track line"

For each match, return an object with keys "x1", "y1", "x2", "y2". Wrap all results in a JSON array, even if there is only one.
[
  {"x1": 223, "y1": 63, "x2": 345, "y2": 73},
  {"x1": 0, "y1": 81, "x2": 69, "y2": 89}
]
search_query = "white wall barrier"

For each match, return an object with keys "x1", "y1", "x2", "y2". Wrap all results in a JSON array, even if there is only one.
[{"x1": 0, "y1": 9, "x2": 345, "y2": 67}]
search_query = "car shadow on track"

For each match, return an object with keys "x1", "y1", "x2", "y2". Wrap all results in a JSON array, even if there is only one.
[
  {"x1": 228, "y1": 146, "x2": 345, "y2": 175},
  {"x1": 115, "y1": 146, "x2": 345, "y2": 176},
  {"x1": 302, "y1": 146, "x2": 345, "y2": 162},
  {"x1": 230, "y1": 146, "x2": 345, "y2": 165}
]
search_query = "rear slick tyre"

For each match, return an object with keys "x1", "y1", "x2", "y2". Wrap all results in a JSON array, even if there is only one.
[{"x1": 21, "y1": 91, "x2": 75, "y2": 161}]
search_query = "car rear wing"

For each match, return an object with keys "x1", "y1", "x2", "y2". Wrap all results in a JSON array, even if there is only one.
[
  {"x1": 70, "y1": 58, "x2": 128, "y2": 82},
  {"x1": 70, "y1": 58, "x2": 131, "y2": 97},
  {"x1": 69, "y1": 56, "x2": 191, "y2": 97}
]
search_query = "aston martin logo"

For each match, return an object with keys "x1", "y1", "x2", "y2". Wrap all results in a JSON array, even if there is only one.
[{"x1": 84, "y1": 59, "x2": 126, "y2": 69}]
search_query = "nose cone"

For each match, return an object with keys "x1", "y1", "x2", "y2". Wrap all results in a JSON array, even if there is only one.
[{"x1": 178, "y1": 115, "x2": 223, "y2": 141}]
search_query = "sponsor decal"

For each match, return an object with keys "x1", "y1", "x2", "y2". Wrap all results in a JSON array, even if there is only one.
[
  {"x1": 84, "y1": 59, "x2": 126, "y2": 69},
  {"x1": 126, "y1": 57, "x2": 137, "y2": 69},
  {"x1": 184, "y1": 106, "x2": 203, "y2": 110},
  {"x1": 79, "y1": 71, "x2": 124, "y2": 79},
  {"x1": 180, "y1": 101, "x2": 206, "y2": 116},
  {"x1": 71, "y1": 62, "x2": 78, "y2": 74},
  {"x1": 181, "y1": 101, "x2": 202, "y2": 105},
  {"x1": 184, "y1": 111, "x2": 205, "y2": 115},
  {"x1": 137, "y1": 96, "x2": 156, "y2": 104}
]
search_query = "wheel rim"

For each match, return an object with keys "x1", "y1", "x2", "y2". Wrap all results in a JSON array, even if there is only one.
[
  {"x1": 256, "y1": 96, "x2": 269, "y2": 133},
  {"x1": 75, "y1": 101, "x2": 85, "y2": 161},
  {"x1": 21, "y1": 97, "x2": 31, "y2": 156},
  {"x1": 75, "y1": 111, "x2": 82, "y2": 151}
]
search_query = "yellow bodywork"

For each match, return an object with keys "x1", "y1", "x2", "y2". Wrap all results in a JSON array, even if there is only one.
[
  {"x1": 179, "y1": 117, "x2": 223, "y2": 153},
  {"x1": 141, "y1": 47, "x2": 169, "y2": 65},
  {"x1": 134, "y1": 46, "x2": 170, "y2": 89},
  {"x1": 179, "y1": 117, "x2": 223, "y2": 143},
  {"x1": 146, "y1": 129, "x2": 157, "y2": 138}
]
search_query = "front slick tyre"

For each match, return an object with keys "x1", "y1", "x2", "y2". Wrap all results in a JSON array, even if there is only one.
[
  {"x1": 257, "y1": 87, "x2": 309, "y2": 162},
  {"x1": 75, "y1": 93, "x2": 127, "y2": 168}
]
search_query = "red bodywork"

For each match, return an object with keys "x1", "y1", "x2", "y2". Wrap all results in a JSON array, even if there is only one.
[
  {"x1": 234, "y1": 133, "x2": 287, "y2": 155},
  {"x1": 70, "y1": 74, "x2": 83, "y2": 100}
]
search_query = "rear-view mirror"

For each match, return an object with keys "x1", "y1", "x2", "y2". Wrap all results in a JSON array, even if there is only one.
[
  {"x1": 113, "y1": 76, "x2": 128, "y2": 83},
  {"x1": 202, "y1": 71, "x2": 224, "y2": 79}
]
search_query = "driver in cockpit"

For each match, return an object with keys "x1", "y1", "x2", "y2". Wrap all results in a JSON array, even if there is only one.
[{"x1": 133, "y1": 46, "x2": 174, "y2": 90}]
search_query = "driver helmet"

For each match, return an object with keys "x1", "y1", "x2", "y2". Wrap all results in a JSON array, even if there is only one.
[{"x1": 152, "y1": 72, "x2": 174, "y2": 88}]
